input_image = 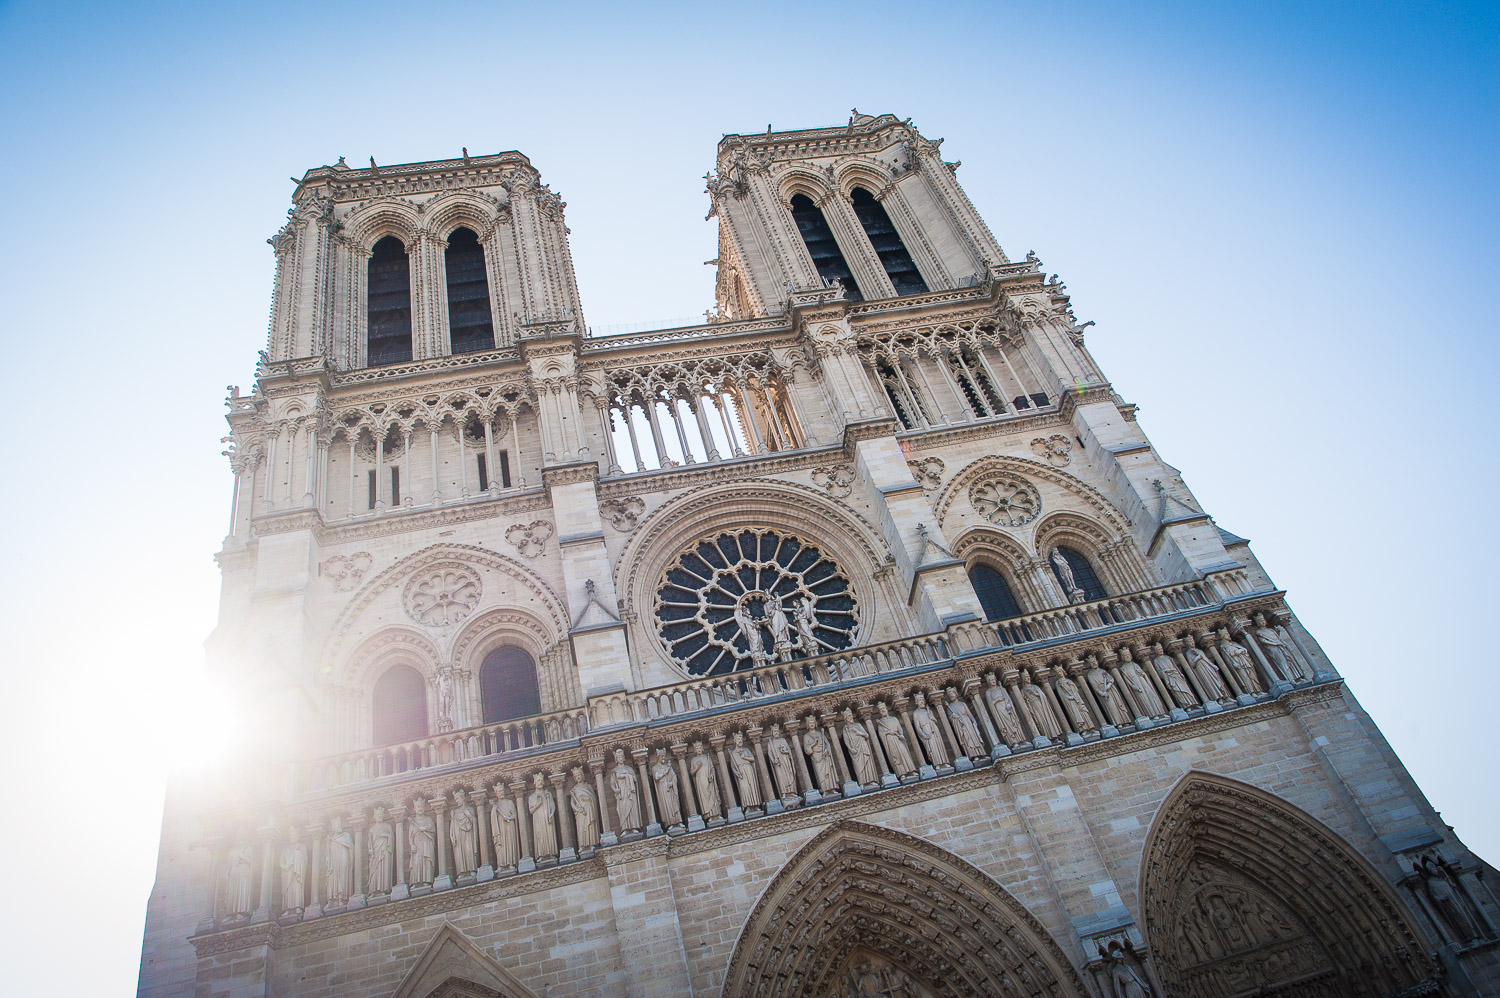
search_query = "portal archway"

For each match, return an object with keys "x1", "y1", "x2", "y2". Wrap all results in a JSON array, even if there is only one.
[
  {"x1": 1140, "y1": 772, "x2": 1440, "y2": 997},
  {"x1": 721, "y1": 819, "x2": 1087, "y2": 997}
]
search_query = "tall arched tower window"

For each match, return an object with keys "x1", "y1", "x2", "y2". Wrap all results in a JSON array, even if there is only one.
[
  {"x1": 367, "y1": 236, "x2": 413, "y2": 366},
  {"x1": 444, "y1": 227, "x2": 494, "y2": 354},
  {"x1": 479, "y1": 646, "x2": 542, "y2": 723},
  {"x1": 968, "y1": 563, "x2": 1023, "y2": 621},
  {"x1": 1050, "y1": 545, "x2": 1108, "y2": 603},
  {"x1": 850, "y1": 187, "x2": 927, "y2": 295},
  {"x1": 789, "y1": 194, "x2": 863, "y2": 301},
  {"x1": 372, "y1": 665, "x2": 428, "y2": 745}
]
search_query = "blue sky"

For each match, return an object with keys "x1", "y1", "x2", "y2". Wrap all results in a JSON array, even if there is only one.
[{"x1": 0, "y1": 1, "x2": 1495, "y2": 993}]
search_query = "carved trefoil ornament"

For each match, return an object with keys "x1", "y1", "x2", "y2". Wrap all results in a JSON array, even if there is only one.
[
  {"x1": 1031, "y1": 434, "x2": 1073, "y2": 467},
  {"x1": 321, "y1": 551, "x2": 373, "y2": 592},
  {"x1": 907, "y1": 456, "x2": 945, "y2": 491},
  {"x1": 403, "y1": 566, "x2": 481, "y2": 626},
  {"x1": 969, "y1": 474, "x2": 1042, "y2": 528},
  {"x1": 505, "y1": 519, "x2": 553, "y2": 558},
  {"x1": 599, "y1": 496, "x2": 646, "y2": 533},
  {"x1": 810, "y1": 464, "x2": 858, "y2": 499}
]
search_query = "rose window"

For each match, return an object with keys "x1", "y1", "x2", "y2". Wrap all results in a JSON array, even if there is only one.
[
  {"x1": 969, "y1": 475, "x2": 1041, "y2": 527},
  {"x1": 654, "y1": 529, "x2": 857, "y2": 677}
]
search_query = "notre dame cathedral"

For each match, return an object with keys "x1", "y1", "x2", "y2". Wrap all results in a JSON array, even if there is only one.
[{"x1": 136, "y1": 113, "x2": 1500, "y2": 997}]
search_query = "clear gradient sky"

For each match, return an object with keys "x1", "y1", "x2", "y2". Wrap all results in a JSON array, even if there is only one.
[{"x1": 0, "y1": 1, "x2": 1495, "y2": 993}]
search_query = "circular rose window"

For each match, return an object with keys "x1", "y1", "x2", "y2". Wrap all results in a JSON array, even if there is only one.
[{"x1": 654, "y1": 529, "x2": 857, "y2": 677}]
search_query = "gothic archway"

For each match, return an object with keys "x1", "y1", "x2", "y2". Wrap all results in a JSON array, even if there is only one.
[
  {"x1": 721, "y1": 819, "x2": 1088, "y2": 997},
  {"x1": 1139, "y1": 772, "x2": 1441, "y2": 998}
]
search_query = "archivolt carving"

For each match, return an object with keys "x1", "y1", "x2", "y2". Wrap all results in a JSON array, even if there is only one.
[
  {"x1": 936, "y1": 454, "x2": 1130, "y2": 540},
  {"x1": 343, "y1": 196, "x2": 421, "y2": 250},
  {"x1": 721, "y1": 819, "x2": 1088, "y2": 998},
  {"x1": 450, "y1": 608, "x2": 559, "y2": 672},
  {"x1": 418, "y1": 189, "x2": 509, "y2": 241},
  {"x1": 1140, "y1": 772, "x2": 1437, "y2": 998},
  {"x1": 343, "y1": 628, "x2": 443, "y2": 690}
]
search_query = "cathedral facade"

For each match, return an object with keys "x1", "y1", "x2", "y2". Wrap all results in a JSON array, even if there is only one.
[{"x1": 137, "y1": 113, "x2": 1499, "y2": 997}]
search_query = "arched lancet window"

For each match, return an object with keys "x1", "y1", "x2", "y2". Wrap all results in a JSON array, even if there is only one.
[
  {"x1": 1050, "y1": 545, "x2": 1108, "y2": 603},
  {"x1": 479, "y1": 646, "x2": 541, "y2": 724},
  {"x1": 789, "y1": 194, "x2": 864, "y2": 301},
  {"x1": 367, "y1": 236, "x2": 413, "y2": 366},
  {"x1": 850, "y1": 187, "x2": 928, "y2": 295},
  {"x1": 372, "y1": 665, "x2": 428, "y2": 745},
  {"x1": 968, "y1": 563, "x2": 1023, "y2": 622},
  {"x1": 444, "y1": 227, "x2": 494, "y2": 354}
]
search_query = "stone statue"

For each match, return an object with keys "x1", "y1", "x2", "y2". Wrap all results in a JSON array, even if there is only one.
[
  {"x1": 793, "y1": 596, "x2": 820, "y2": 655},
  {"x1": 570, "y1": 766, "x2": 600, "y2": 851},
  {"x1": 1055, "y1": 673, "x2": 1097, "y2": 732},
  {"x1": 728, "y1": 731, "x2": 763, "y2": 808},
  {"x1": 1097, "y1": 940, "x2": 1153, "y2": 998},
  {"x1": 765, "y1": 723, "x2": 798, "y2": 796},
  {"x1": 407, "y1": 799, "x2": 436, "y2": 885},
  {"x1": 278, "y1": 827, "x2": 306, "y2": 917},
  {"x1": 225, "y1": 831, "x2": 254, "y2": 918},
  {"x1": 982, "y1": 674, "x2": 1027, "y2": 745},
  {"x1": 366, "y1": 808, "x2": 394, "y2": 895},
  {"x1": 910, "y1": 691, "x2": 949, "y2": 766},
  {"x1": 1217, "y1": 629, "x2": 1262, "y2": 693},
  {"x1": 1416, "y1": 854, "x2": 1483, "y2": 943},
  {"x1": 841, "y1": 707, "x2": 880, "y2": 785},
  {"x1": 490, "y1": 794, "x2": 520, "y2": 869},
  {"x1": 1119, "y1": 648, "x2": 1167, "y2": 717},
  {"x1": 689, "y1": 741, "x2": 721, "y2": 818},
  {"x1": 766, "y1": 593, "x2": 794, "y2": 662},
  {"x1": 650, "y1": 747, "x2": 683, "y2": 827},
  {"x1": 610, "y1": 747, "x2": 642, "y2": 832},
  {"x1": 874, "y1": 703, "x2": 916, "y2": 777},
  {"x1": 437, "y1": 670, "x2": 455, "y2": 725},
  {"x1": 326, "y1": 816, "x2": 354, "y2": 906},
  {"x1": 945, "y1": 687, "x2": 986, "y2": 757},
  {"x1": 449, "y1": 791, "x2": 478, "y2": 876},
  {"x1": 1152, "y1": 642, "x2": 1198, "y2": 707},
  {"x1": 803, "y1": 716, "x2": 839, "y2": 792},
  {"x1": 1254, "y1": 612, "x2": 1307, "y2": 681},
  {"x1": 1184, "y1": 637, "x2": 1230, "y2": 701},
  {"x1": 733, "y1": 602, "x2": 768, "y2": 668},
  {"x1": 1087, "y1": 661, "x2": 1131, "y2": 726},
  {"x1": 528, "y1": 772, "x2": 558, "y2": 859},
  {"x1": 1021, "y1": 672, "x2": 1064, "y2": 739},
  {"x1": 1050, "y1": 546, "x2": 1083, "y2": 602}
]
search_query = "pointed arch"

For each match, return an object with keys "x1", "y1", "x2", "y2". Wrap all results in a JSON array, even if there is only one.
[
  {"x1": 721, "y1": 819, "x2": 1088, "y2": 998},
  {"x1": 392, "y1": 922, "x2": 540, "y2": 998},
  {"x1": 1139, "y1": 772, "x2": 1439, "y2": 997}
]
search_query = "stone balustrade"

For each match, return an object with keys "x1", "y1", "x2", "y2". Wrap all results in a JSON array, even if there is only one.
[{"x1": 985, "y1": 578, "x2": 1218, "y2": 649}]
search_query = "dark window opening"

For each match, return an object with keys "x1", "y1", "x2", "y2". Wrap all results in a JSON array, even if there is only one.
[
  {"x1": 1030, "y1": 392, "x2": 1050, "y2": 409},
  {"x1": 789, "y1": 194, "x2": 863, "y2": 301},
  {"x1": 878, "y1": 364, "x2": 914, "y2": 430},
  {"x1": 367, "y1": 469, "x2": 377, "y2": 510},
  {"x1": 477, "y1": 453, "x2": 488, "y2": 492},
  {"x1": 444, "y1": 227, "x2": 494, "y2": 355},
  {"x1": 479, "y1": 646, "x2": 541, "y2": 724},
  {"x1": 1012, "y1": 394, "x2": 1032, "y2": 411},
  {"x1": 969, "y1": 563, "x2": 1023, "y2": 621},
  {"x1": 390, "y1": 467, "x2": 400, "y2": 506},
  {"x1": 367, "y1": 236, "x2": 413, "y2": 366},
  {"x1": 1051, "y1": 545, "x2": 1108, "y2": 603},
  {"x1": 499, "y1": 449, "x2": 512, "y2": 488},
  {"x1": 372, "y1": 666, "x2": 428, "y2": 745},
  {"x1": 850, "y1": 187, "x2": 928, "y2": 295}
]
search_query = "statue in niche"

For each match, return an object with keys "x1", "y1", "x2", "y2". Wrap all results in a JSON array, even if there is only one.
[
  {"x1": 944, "y1": 687, "x2": 986, "y2": 757},
  {"x1": 325, "y1": 816, "x2": 354, "y2": 905},
  {"x1": 983, "y1": 673, "x2": 1027, "y2": 745},
  {"x1": 1096, "y1": 939, "x2": 1153, "y2": 998},
  {"x1": 610, "y1": 747, "x2": 642, "y2": 832},
  {"x1": 449, "y1": 790, "x2": 478, "y2": 876},
  {"x1": 1415, "y1": 853, "x2": 1484, "y2": 943},
  {"x1": 1050, "y1": 546, "x2": 1084, "y2": 603},
  {"x1": 570, "y1": 766, "x2": 600, "y2": 851},
  {"x1": 650, "y1": 747, "x2": 683, "y2": 827},
  {"x1": 1119, "y1": 647, "x2": 1167, "y2": 717},
  {"x1": 224, "y1": 831, "x2": 254, "y2": 918},
  {"x1": 1254, "y1": 612, "x2": 1308, "y2": 681},
  {"x1": 728, "y1": 731, "x2": 763, "y2": 808},
  {"x1": 874, "y1": 703, "x2": 916, "y2": 777},
  {"x1": 278, "y1": 827, "x2": 306, "y2": 917},
  {"x1": 909, "y1": 691, "x2": 949, "y2": 766},
  {"x1": 437, "y1": 670, "x2": 455, "y2": 727},
  {"x1": 1020, "y1": 670, "x2": 1064, "y2": 739},
  {"x1": 1055, "y1": 672, "x2": 1097, "y2": 732},
  {"x1": 765, "y1": 723, "x2": 798, "y2": 796},
  {"x1": 803, "y1": 715, "x2": 840, "y2": 792},
  {"x1": 366, "y1": 807, "x2": 394, "y2": 895},
  {"x1": 793, "y1": 596, "x2": 820, "y2": 655},
  {"x1": 407, "y1": 799, "x2": 436, "y2": 885},
  {"x1": 841, "y1": 707, "x2": 880, "y2": 784},
  {"x1": 1183, "y1": 636, "x2": 1230, "y2": 701},
  {"x1": 766, "y1": 593, "x2": 794, "y2": 663},
  {"x1": 528, "y1": 772, "x2": 558, "y2": 859},
  {"x1": 1086, "y1": 660, "x2": 1131, "y2": 726},
  {"x1": 851, "y1": 959, "x2": 884, "y2": 997},
  {"x1": 1217, "y1": 628, "x2": 1262, "y2": 693},
  {"x1": 689, "y1": 741, "x2": 721, "y2": 817},
  {"x1": 490, "y1": 793, "x2": 520, "y2": 870},
  {"x1": 733, "y1": 601, "x2": 768, "y2": 668},
  {"x1": 1152, "y1": 642, "x2": 1198, "y2": 707}
]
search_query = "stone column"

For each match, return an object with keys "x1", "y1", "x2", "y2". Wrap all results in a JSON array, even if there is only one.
[
  {"x1": 597, "y1": 402, "x2": 623, "y2": 475},
  {"x1": 859, "y1": 706, "x2": 898, "y2": 788},
  {"x1": 1135, "y1": 644, "x2": 1180, "y2": 718},
  {"x1": 483, "y1": 418, "x2": 499, "y2": 494},
  {"x1": 428, "y1": 424, "x2": 443, "y2": 505},
  {"x1": 510, "y1": 781, "x2": 535, "y2": 873},
  {"x1": 632, "y1": 749, "x2": 660, "y2": 836},
  {"x1": 1169, "y1": 638, "x2": 1218, "y2": 713},
  {"x1": 748, "y1": 726, "x2": 781, "y2": 814},
  {"x1": 893, "y1": 697, "x2": 927, "y2": 776},
  {"x1": 551, "y1": 772, "x2": 577, "y2": 862},
  {"x1": 1235, "y1": 620, "x2": 1288, "y2": 692},
  {"x1": 711, "y1": 734, "x2": 739, "y2": 822},
  {"x1": 932, "y1": 689, "x2": 969, "y2": 769},
  {"x1": 821, "y1": 712, "x2": 856, "y2": 795},
  {"x1": 785, "y1": 718, "x2": 818, "y2": 804},
  {"x1": 306, "y1": 823, "x2": 325, "y2": 918},
  {"x1": 672, "y1": 743, "x2": 704, "y2": 832},
  {"x1": 253, "y1": 827, "x2": 276, "y2": 923},
  {"x1": 1071, "y1": 661, "x2": 1115, "y2": 737},
  {"x1": 431, "y1": 797, "x2": 452, "y2": 890},
  {"x1": 348, "y1": 813, "x2": 367, "y2": 909},
  {"x1": 473, "y1": 787, "x2": 495, "y2": 882},
  {"x1": 389, "y1": 806, "x2": 409, "y2": 901},
  {"x1": 589, "y1": 758, "x2": 618, "y2": 846},
  {"x1": 198, "y1": 839, "x2": 224, "y2": 932},
  {"x1": 1003, "y1": 669, "x2": 1039, "y2": 744},
  {"x1": 965, "y1": 679, "x2": 1006, "y2": 758},
  {"x1": 690, "y1": 398, "x2": 720, "y2": 461}
]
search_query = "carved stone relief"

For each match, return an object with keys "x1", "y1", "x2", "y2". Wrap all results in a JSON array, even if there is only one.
[
  {"x1": 1031, "y1": 434, "x2": 1073, "y2": 467},
  {"x1": 811, "y1": 464, "x2": 858, "y2": 499},
  {"x1": 504, "y1": 520, "x2": 553, "y2": 558},
  {"x1": 322, "y1": 551, "x2": 373, "y2": 592},
  {"x1": 403, "y1": 566, "x2": 482, "y2": 626},
  {"x1": 599, "y1": 496, "x2": 646, "y2": 532},
  {"x1": 907, "y1": 456, "x2": 944, "y2": 491},
  {"x1": 969, "y1": 474, "x2": 1042, "y2": 528}
]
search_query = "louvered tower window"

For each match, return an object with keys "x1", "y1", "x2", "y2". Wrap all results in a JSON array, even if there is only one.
[
  {"x1": 444, "y1": 227, "x2": 494, "y2": 354},
  {"x1": 1051, "y1": 545, "x2": 1108, "y2": 602},
  {"x1": 372, "y1": 665, "x2": 428, "y2": 745},
  {"x1": 968, "y1": 563, "x2": 1023, "y2": 621},
  {"x1": 479, "y1": 646, "x2": 542, "y2": 724},
  {"x1": 789, "y1": 194, "x2": 863, "y2": 301},
  {"x1": 367, "y1": 236, "x2": 413, "y2": 366},
  {"x1": 850, "y1": 187, "x2": 927, "y2": 295}
]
